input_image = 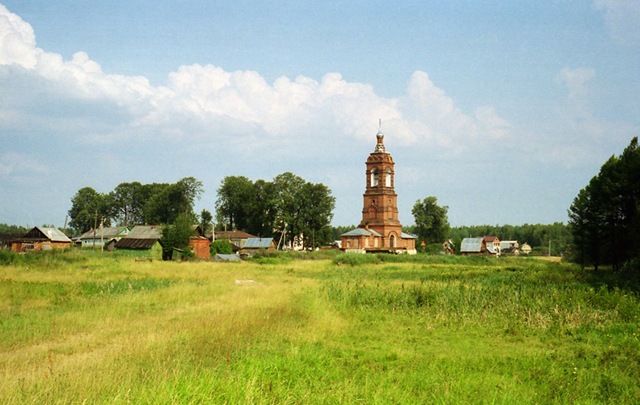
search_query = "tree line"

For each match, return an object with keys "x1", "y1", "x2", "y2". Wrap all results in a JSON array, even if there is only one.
[
  {"x1": 568, "y1": 137, "x2": 640, "y2": 271},
  {"x1": 405, "y1": 197, "x2": 572, "y2": 255},
  {"x1": 68, "y1": 177, "x2": 205, "y2": 233},
  {"x1": 215, "y1": 172, "x2": 336, "y2": 249}
]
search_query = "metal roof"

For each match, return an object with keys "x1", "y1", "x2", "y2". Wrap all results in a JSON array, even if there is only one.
[
  {"x1": 125, "y1": 225, "x2": 163, "y2": 240},
  {"x1": 213, "y1": 254, "x2": 241, "y2": 262},
  {"x1": 21, "y1": 227, "x2": 72, "y2": 243},
  {"x1": 114, "y1": 238, "x2": 161, "y2": 250},
  {"x1": 401, "y1": 232, "x2": 417, "y2": 239},
  {"x1": 341, "y1": 228, "x2": 383, "y2": 237},
  {"x1": 500, "y1": 240, "x2": 519, "y2": 249},
  {"x1": 461, "y1": 237, "x2": 484, "y2": 252},
  {"x1": 244, "y1": 238, "x2": 274, "y2": 249},
  {"x1": 79, "y1": 226, "x2": 130, "y2": 240}
]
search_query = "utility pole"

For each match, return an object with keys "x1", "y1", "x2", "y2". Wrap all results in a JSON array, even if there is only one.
[
  {"x1": 93, "y1": 210, "x2": 97, "y2": 249},
  {"x1": 100, "y1": 216, "x2": 104, "y2": 252}
]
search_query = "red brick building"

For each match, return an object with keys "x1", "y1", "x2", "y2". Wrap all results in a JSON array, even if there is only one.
[
  {"x1": 341, "y1": 128, "x2": 417, "y2": 254},
  {"x1": 189, "y1": 236, "x2": 211, "y2": 260}
]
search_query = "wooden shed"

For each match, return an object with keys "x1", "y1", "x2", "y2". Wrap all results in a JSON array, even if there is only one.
[{"x1": 240, "y1": 237, "x2": 276, "y2": 255}]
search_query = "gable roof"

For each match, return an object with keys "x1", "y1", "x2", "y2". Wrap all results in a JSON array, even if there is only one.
[
  {"x1": 461, "y1": 237, "x2": 484, "y2": 252},
  {"x1": 244, "y1": 237, "x2": 274, "y2": 249},
  {"x1": 21, "y1": 227, "x2": 71, "y2": 243},
  {"x1": 341, "y1": 228, "x2": 382, "y2": 237},
  {"x1": 114, "y1": 238, "x2": 161, "y2": 250},
  {"x1": 213, "y1": 254, "x2": 242, "y2": 262},
  {"x1": 124, "y1": 225, "x2": 163, "y2": 240},
  {"x1": 79, "y1": 226, "x2": 130, "y2": 240},
  {"x1": 215, "y1": 230, "x2": 257, "y2": 240},
  {"x1": 113, "y1": 225, "x2": 163, "y2": 250}
]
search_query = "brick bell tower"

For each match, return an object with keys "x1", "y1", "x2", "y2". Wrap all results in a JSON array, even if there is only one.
[
  {"x1": 341, "y1": 123, "x2": 416, "y2": 253},
  {"x1": 359, "y1": 127, "x2": 403, "y2": 243}
]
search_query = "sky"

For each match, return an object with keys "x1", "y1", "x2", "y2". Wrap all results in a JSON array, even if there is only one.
[{"x1": 1, "y1": 1, "x2": 639, "y2": 229}]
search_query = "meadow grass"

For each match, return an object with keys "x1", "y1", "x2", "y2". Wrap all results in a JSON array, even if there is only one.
[{"x1": 1, "y1": 250, "x2": 638, "y2": 403}]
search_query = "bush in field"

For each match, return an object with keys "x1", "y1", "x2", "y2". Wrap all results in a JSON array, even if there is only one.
[
  {"x1": 0, "y1": 249, "x2": 20, "y2": 265},
  {"x1": 211, "y1": 239, "x2": 234, "y2": 255},
  {"x1": 333, "y1": 253, "x2": 380, "y2": 266}
]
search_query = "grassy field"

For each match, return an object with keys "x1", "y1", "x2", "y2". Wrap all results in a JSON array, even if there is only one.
[{"x1": 1, "y1": 250, "x2": 639, "y2": 404}]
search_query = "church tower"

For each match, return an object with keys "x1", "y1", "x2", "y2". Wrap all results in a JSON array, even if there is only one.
[{"x1": 341, "y1": 125, "x2": 416, "y2": 254}]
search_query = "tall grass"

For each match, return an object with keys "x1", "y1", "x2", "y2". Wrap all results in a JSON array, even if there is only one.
[{"x1": 1, "y1": 250, "x2": 638, "y2": 403}]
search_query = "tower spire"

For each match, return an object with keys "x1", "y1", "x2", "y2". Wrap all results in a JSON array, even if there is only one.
[{"x1": 375, "y1": 119, "x2": 386, "y2": 153}]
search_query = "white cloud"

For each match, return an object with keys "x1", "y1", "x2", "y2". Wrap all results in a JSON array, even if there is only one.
[
  {"x1": 0, "y1": 3, "x2": 509, "y2": 157},
  {"x1": 0, "y1": 4, "x2": 39, "y2": 68},
  {"x1": 594, "y1": 0, "x2": 640, "y2": 46}
]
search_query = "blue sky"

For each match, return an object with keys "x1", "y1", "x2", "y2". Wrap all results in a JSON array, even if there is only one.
[{"x1": 1, "y1": 1, "x2": 639, "y2": 228}]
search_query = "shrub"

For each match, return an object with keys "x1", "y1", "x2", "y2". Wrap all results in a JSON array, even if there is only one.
[
  {"x1": 211, "y1": 239, "x2": 234, "y2": 255},
  {"x1": 0, "y1": 249, "x2": 21, "y2": 265},
  {"x1": 332, "y1": 253, "x2": 380, "y2": 266}
]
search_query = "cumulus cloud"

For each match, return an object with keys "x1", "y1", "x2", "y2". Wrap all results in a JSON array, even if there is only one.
[
  {"x1": 0, "y1": 4, "x2": 510, "y2": 161},
  {"x1": 0, "y1": 5, "x2": 39, "y2": 67}
]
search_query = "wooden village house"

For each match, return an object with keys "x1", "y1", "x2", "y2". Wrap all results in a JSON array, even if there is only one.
[
  {"x1": 114, "y1": 225, "x2": 163, "y2": 260},
  {"x1": 78, "y1": 226, "x2": 130, "y2": 249},
  {"x1": 11, "y1": 226, "x2": 72, "y2": 252}
]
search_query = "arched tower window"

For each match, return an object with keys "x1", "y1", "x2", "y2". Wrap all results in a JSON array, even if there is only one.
[
  {"x1": 371, "y1": 169, "x2": 378, "y2": 187},
  {"x1": 385, "y1": 168, "x2": 392, "y2": 187}
]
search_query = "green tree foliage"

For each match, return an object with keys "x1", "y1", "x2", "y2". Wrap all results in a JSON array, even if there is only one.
[
  {"x1": 109, "y1": 182, "x2": 145, "y2": 226},
  {"x1": 211, "y1": 239, "x2": 234, "y2": 255},
  {"x1": 411, "y1": 196, "x2": 450, "y2": 246},
  {"x1": 68, "y1": 187, "x2": 111, "y2": 233},
  {"x1": 144, "y1": 177, "x2": 204, "y2": 225},
  {"x1": 214, "y1": 173, "x2": 336, "y2": 249},
  {"x1": 272, "y1": 172, "x2": 308, "y2": 247},
  {"x1": 298, "y1": 182, "x2": 336, "y2": 249},
  {"x1": 569, "y1": 137, "x2": 640, "y2": 270},
  {"x1": 161, "y1": 213, "x2": 196, "y2": 260},
  {"x1": 199, "y1": 209, "x2": 213, "y2": 235},
  {"x1": 215, "y1": 176, "x2": 254, "y2": 231},
  {"x1": 0, "y1": 224, "x2": 29, "y2": 235},
  {"x1": 246, "y1": 179, "x2": 277, "y2": 238},
  {"x1": 71, "y1": 178, "x2": 204, "y2": 228}
]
